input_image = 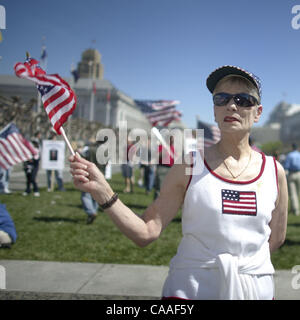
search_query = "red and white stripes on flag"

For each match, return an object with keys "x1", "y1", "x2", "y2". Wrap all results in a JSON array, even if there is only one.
[
  {"x1": 145, "y1": 107, "x2": 182, "y2": 127},
  {"x1": 14, "y1": 57, "x2": 76, "y2": 135},
  {"x1": 135, "y1": 100, "x2": 182, "y2": 127},
  {"x1": 149, "y1": 100, "x2": 180, "y2": 111},
  {"x1": 222, "y1": 189, "x2": 257, "y2": 216},
  {"x1": 0, "y1": 123, "x2": 38, "y2": 170},
  {"x1": 196, "y1": 118, "x2": 220, "y2": 147},
  {"x1": 36, "y1": 79, "x2": 76, "y2": 134},
  {"x1": 204, "y1": 125, "x2": 220, "y2": 147}
]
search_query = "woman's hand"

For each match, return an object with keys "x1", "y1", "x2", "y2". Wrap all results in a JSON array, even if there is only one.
[{"x1": 69, "y1": 153, "x2": 113, "y2": 203}]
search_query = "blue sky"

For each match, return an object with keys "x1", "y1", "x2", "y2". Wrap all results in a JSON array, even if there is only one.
[{"x1": 1, "y1": 0, "x2": 300, "y2": 129}]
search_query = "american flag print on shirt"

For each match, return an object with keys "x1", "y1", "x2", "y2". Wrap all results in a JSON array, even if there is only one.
[{"x1": 221, "y1": 189, "x2": 257, "y2": 216}]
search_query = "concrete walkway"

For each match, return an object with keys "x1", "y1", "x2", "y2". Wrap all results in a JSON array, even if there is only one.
[
  {"x1": 0, "y1": 260, "x2": 167, "y2": 300},
  {"x1": 0, "y1": 260, "x2": 299, "y2": 300},
  {"x1": 4, "y1": 162, "x2": 121, "y2": 192}
]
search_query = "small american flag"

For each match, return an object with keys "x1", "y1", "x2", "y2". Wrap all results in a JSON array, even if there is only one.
[
  {"x1": 0, "y1": 123, "x2": 38, "y2": 170},
  {"x1": 14, "y1": 57, "x2": 76, "y2": 135},
  {"x1": 221, "y1": 189, "x2": 257, "y2": 216}
]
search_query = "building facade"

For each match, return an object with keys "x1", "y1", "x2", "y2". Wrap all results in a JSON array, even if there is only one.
[
  {"x1": 250, "y1": 101, "x2": 300, "y2": 146},
  {"x1": 0, "y1": 76, "x2": 151, "y2": 131},
  {"x1": 0, "y1": 48, "x2": 187, "y2": 138}
]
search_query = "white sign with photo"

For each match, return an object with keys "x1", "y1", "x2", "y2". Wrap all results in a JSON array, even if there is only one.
[{"x1": 42, "y1": 140, "x2": 65, "y2": 170}]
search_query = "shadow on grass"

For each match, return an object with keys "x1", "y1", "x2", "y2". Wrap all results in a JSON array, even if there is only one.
[
  {"x1": 61, "y1": 188, "x2": 80, "y2": 193},
  {"x1": 33, "y1": 216, "x2": 82, "y2": 224},
  {"x1": 282, "y1": 239, "x2": 300, "y2": 246},
  {"x1": 111, "y1": 187, "x2": 129, "y2": 194},
  {"x1": 66, "y1": 204, "x2": 84, "y2": 209},
  {"x1": 172, "y1": 217, "x2": 182, "y2": 223},
  {"x1": 288, "y1": 223, "x2": 300, "y2": 227}
]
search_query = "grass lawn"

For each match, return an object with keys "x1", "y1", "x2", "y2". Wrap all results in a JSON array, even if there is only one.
[
  {"x1": 0, "y1": 171, "x2": 300, "y2": 269},
  {"x1": 0, "y1": 172, "x2": 181, "y2": 266}
]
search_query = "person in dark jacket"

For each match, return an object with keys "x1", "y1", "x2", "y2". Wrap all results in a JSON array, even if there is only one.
[{"x1": 23, "y1": 140, "x2": 40, "y2": 197}]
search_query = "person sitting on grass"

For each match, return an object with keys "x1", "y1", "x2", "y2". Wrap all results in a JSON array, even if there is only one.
[{"x1": 0, "y1": 203, "x2": 17, "y2": 249}]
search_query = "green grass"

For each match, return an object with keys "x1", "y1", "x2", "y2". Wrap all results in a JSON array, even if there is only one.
[
  {"x1": 271, "y1": 214, "x2": 300, "y2": 269},
  {"x1": 0, "y1": 172, "x2": 300, "y2": 269},
  {"x1": 0, "y1": 172, "x2": 181, "y2": 265}
]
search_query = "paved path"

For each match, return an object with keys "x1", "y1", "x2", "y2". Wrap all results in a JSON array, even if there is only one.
[
  {"x1": 6, "y1": 163, "x2": 120, "y2": 192},
  {"x1": 0, "y1": 260, "x2": 299, "y2": 300}
]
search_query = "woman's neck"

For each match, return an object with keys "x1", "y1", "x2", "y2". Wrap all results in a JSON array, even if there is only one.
[{"x1": 216, "y1": 133, "x2": 252, "y2": 160}]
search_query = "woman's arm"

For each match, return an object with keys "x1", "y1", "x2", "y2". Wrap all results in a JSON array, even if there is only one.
[
  {"x1": 269, "y1": 161, "x2": 288, "y2": 253},
  {"x1": 70, "y1": 154, "x2": 189, "y2": 247}
]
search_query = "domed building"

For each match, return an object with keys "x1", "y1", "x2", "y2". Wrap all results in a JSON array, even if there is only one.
[
  {"x1": 77, "y1": 49, "x2": 104, "y2": 80},
  {"x1": 0, "y1": 48, "x2": 151, "y2": 132}
]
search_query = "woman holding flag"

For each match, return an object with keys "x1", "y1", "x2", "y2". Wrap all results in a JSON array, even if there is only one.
[{"x1": 69, "y1": 65, "x2": 288, "y2": 300}]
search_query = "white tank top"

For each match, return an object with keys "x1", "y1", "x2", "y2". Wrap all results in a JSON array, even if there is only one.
[{"x1": 163, "y1": 151, "x2": 278, "y2": 299}]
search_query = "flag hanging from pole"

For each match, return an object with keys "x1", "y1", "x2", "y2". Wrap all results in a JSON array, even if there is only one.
[
  {"x1": 135, "y1": 100, "x2": 180, "y2": 111},
  {"x1": 0, "y1": 123, "x2": 39, "y2": 170},
  {"x1": 71, "y1": 68, "x2": 79, "y2": 83},
  {"x1": 135, "y1": 100, "x2": 182, "y2": 127},
  {"x1": 93, "y1": 81, "x2": 97, "y2": 95},
  {"x1": 40, "y1": 45, "x2": 47, "y2": 62},
  {"x1": 106, "y1": 90, "x2": 111, "y2": 102},
  {"x1": 145, "y1": 107, "x2": 182, "y2": 127},
  {"x1": 196, "y1": 118, "x2": 220, "y2": 147},
  {"x1": 40, "y1": 45, "x2": 48, "y2": 71},
  {"x1": 14, "y1": 56, "x2": 76, "y2": 135}
]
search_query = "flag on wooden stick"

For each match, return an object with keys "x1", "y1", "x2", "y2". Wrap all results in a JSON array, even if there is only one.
[{"x1": 14, "y1": 53, "x2": 76, "y2": 155}]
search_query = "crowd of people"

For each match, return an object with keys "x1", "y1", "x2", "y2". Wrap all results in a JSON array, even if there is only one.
[
  {"x1": 0, "y1": 118, "x2": 300, "y2": 248},
  {"x1": 0, "y1": 126, "x2": 178, "y2": 231}
]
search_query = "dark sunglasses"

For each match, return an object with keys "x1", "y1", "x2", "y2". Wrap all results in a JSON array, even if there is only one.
[{"x1": 213, "y1": 92, "x2": 259, "y2": 107}]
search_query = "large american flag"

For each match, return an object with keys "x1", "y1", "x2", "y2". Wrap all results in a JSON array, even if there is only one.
[
  {"x1": 0, "y1": 123, "x2": 39, "y2": 170},
  {"x1": 147, "y1": 100, "x2": 180, "y2": 111},
  {"x1": 222, "y1": 189, "x2": 257, "y2": 216},
  {"x1": 135, "y1": 100, "x2": 182, "y2": 127},
  {"x1": 196, "y1": 118, "x2": 220, "y2": 147},
  {"x1": 14, "y1": 57, "x2": 76, "y2": 135}
]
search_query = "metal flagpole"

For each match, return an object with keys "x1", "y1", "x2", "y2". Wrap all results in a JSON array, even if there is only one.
[
  {"x1": 105, "y1": 90, "x2": 111, "y2": 126},
  {"x1": 26, "y1": 50, "x2": 42, "y2": 113},
  {"x1": 37, "y1": 90, "x2": 42, "y2": 113},
  {"x1": 37, "y1": 37, "x2": 47, "y2": 113},
  {"x1": 68, "y1": 63, "x2": 77, "y2": 140},
  {"x1": 89, "y1": 60, "x2": 95, "y2": 122},
  {"x1": 151, "y1": 127, "x2": 174, "y2": 158}
]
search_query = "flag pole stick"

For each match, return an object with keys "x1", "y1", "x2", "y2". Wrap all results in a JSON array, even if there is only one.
[
  {"x1": 151, "y1": 127, "x2": 174, "y2": 158},
  {"x1": 60, "y1": 127, "x2": 75, "y2": 156}
]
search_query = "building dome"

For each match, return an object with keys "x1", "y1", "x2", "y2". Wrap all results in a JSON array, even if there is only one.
[
  {"x1": 77, "y1": 48, "x2": 104, "y2": 80},
  {"x1": 81, "y1": 49, "x2": 101, "y2": 64}
]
